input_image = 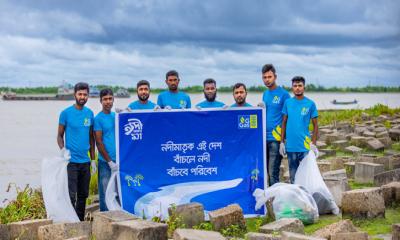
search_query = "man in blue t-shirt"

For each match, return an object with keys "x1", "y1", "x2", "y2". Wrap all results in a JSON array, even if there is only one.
[
  {"x1": 57, "y1": 82, "x2": 95, "y2": 221},
  {"x1": 128, "y1": 80, "x2": 157, "y2": 110},
  {"x1": 94, "y1": 88, "x2": 118, "y2": 211},
  {"x1": 261, "y1": 64, "x2": 291, "y2": 186},
  {"x1": 196, "y1": 78, "x2": 225, "y2": 108},
  {"x1": 231, "y1": 83, "x2": 252, "y2": 107},
  {"x1": 157, "y1": 70, "x2": 191, "y2": 109},
  {"x1": 281, "y1": 76, "x2": 319, "y2": 183}
]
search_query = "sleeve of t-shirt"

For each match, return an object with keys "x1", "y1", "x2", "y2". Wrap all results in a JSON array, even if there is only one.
[
  {"x1": 186, "y1": 95, "x2": 191, "y2": 108},
  {"x1": 282, "y1": 101, "x2": 288, "y2": 116},
  {"x1": 311, "y1": 102, "x2": 318, "y2": 118},
  {"x1": 94, "y1": 116, "x2": 102, "y2": 132},
  {"x1": 59, "y1": 110, "x2": 66, "y2": 126}
]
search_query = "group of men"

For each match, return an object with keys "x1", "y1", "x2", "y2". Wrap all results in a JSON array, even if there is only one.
[{"x1": 57, "y1": 64, "x2": 318, "y2": 221}]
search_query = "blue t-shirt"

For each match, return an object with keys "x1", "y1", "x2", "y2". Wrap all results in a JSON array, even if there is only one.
[
  {"x1": 231, "y1": 102, "x2": 252, "y2": 107},
  {"x1": 59, "y1": 105, "x2": 94, "y2": 163},
  {"x1": 128, "y1": 100, "x2": 156, "y2": 110},
  {"x1": 282, "y1": 97, "x2": 318, "y2": 153},
  {"x1": 196, "y1": 100, "x2": 225, "y2": 108},
  {"x1": 262, "y1": 86, "x2": 290, "y2": 141},
  {"x1": 157, "y1": 91, "x2": 191, "y2": 109},
  {"x1": 94, "y1": 111, "x2": 116, "y2": 162}
]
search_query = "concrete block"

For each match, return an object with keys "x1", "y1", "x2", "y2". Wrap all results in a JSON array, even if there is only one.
[
  {"x1": 37, "y1": 222, "x2": 91, "y2": 240},
  {"x1": 389, "y1": 129, "x2": 400, "y2": 141},
  {"x1": 355, "y1": 162, "x2": 384, "y2": 183},
  {"x1": 374, "y1": 169, "x2": 400, "y2": 186},
  {"x1": 330, "y1": 232, "x2": 369, "y2": 240},
  {"x1": 393, "y1": 223, "x2": 400, "y2": 240},
  {"x1": 322, "y1": 169, "x2": 347, "y2": 180},
  {"x1": 342, "y1": 188, "x2": 385, "y2": 219},
  {"x1": 313, "y1": 220, "x2": 358, "y2": 239},
  {"x1": 8, "y1": 219, "x2": 52, "y2": 240},
  {"x1": 208, "y1": 204, "x2": 245, "y2": 231},
  {"x1": 0, "y1": 224, "x2": 9, "y2": 240},
  {"x1": 259, "y1": 218, "x2": 304, "y2": 234},
  {"x1": 381, "y1": 181, "x2": 400, "y2": 207},
  {"x1": 317, "y1": 161, "x2": 331, "y2": 173},
  {"x1": 168, "y1": 202, "x2": 204, "y2": 228},
  {"x1": 366, "y1": 139, "x2": 385, "y2": 151},
  {"x1": 173, "y1": 229, "x2": 225, "y2": 240},
  {"x1": 245, "y1": 232, "x2": 281, "y2": 240},
  {"x1": 92, "y1": 210, "x2": 139, "y2": 240},
  {"x1": 111, "y1": 219, "x2": 168, "y2": 240},
  {"x1": 331, "y1": 140, "x2": 348, "y2": 150},
  {"x1": 324, "y1": 178, "x2": 349, "y2": 207},
  {"x1": 344, "y1": 162, "x2": 355, "y2": 179},
  {"x1": 281, "y1": 231, "x2": 325, "y2": 240}
]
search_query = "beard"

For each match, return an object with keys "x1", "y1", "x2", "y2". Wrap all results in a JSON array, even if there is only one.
[
  {"x1": 138, "y1": 93, "x2": 149, "y2": 102},
  {"x1": 235, "y1": 97, "x2": 245, "y2": 105},
  {"x1": 75, "y1": 98, "x2": 87, "y2": 106},
  {"x1": 205, "y1": 92, "x2": 217, "y2": 102},
  {"x1": 294, "y1": 92, "x2": 304, "y2": 97}
]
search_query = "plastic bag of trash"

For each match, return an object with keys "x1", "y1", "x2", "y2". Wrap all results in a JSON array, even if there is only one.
[
  {"x1": 41, "y1": 156, "x2": 79, "y2": 223},
  {"x1": 294, "y1": 151, "x2": 339, "y2": 215},
  {"x1": 105, "y1": 171, "x2": 122, "y2": 211},
  {"x1": 253, "y1": 183, "x2": 319, "y2": 224}
]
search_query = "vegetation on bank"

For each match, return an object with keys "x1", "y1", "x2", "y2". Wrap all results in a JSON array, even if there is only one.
[
  {"x1": 318, "y1": 104, "x2": 400, "y2": 126},
  {"x1": 0, "y1": 184, "x2": 46, "y2": 224},
  {"x1": 1, "y1": 84, "x2": 400, "y2": 94}
]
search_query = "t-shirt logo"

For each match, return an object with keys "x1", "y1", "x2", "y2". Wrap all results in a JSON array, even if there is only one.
[
  {"x1": 301, "y1": 107, "x2": 309, "y2": 116},
  {"x1": 180, "y1": 100, "x2": 187, "y2": 108},
  {"x1": 83, "y1": 118, "x2": 91, "y2": 127},
  {"x1": 272, "y1": 96, "x2": 281, "y2": 104}
]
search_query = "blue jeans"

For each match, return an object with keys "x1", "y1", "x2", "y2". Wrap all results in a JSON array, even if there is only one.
[
  {"x1": 267, "y1": 141, "x2": 282, "y2": 186},
  {"x1": 98, "y1": 160, "x2": 111, "y2": 211},
  {"x1": 287, "y1": 152, "x2": 307, "y2": 184}
]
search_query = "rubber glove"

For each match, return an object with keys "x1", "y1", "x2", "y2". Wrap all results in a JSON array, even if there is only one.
[
  {"x1": 91, "y1": 160, "x2": 97, "y2": 175},
  {"x1": 108, "y1": 161, "x2": 119, "y2": 172},
  {"x1": 279, "y1": 142, "x2": 286, "y2": 157},
  {"x1": 310, "y1": 143, "x2": 319, "y2": 158},
  {"x1": 60, "y1": 147, "x2": 71, "y2": 161}
]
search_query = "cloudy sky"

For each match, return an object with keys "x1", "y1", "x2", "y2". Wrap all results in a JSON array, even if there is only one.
[{"x1": 0, "y1": 0, "x2": 399, "y2": 88}]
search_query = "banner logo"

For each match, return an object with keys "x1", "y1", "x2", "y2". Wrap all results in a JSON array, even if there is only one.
[
  {"x1": 238, "y1": 115, "x2": 257, "y2": 129},
  {"x1": 124, "y1": 118, "x2": 143, "y2": 140}
]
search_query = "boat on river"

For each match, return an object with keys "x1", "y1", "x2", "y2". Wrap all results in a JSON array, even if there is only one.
[{"x1": 331, "y1": 99, "x2": 358, "y2": 105}]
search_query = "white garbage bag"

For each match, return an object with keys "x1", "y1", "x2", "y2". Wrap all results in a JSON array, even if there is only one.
[
  {"x1": 41, "y1": 156, "x2": 79, "y2": 223},
  {"x1": 294, "y1": 151, "x2": 339, "y2": 215},
  {"x1": 105, "y1": 171, "x2": 122, "y2": 211},
  {"x1": 253, "y1": 183, "x2": 319, "y2": 224}
]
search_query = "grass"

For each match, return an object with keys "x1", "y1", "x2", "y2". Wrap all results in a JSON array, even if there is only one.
[
  {"x1": 353, "y1": 206, "x2": 400, "y2": 235},
  {"x1": 0, "y1": 184, "x2": 46, "y2": 224},
  {"x1": 392, "y1": 142, "x2": 400, "y2": 152},
  {"x1": 318, "y1": 104, "x2": 400, "y2": 126},
  {"x1": 348, "y1": 180, "x2": 375, "y2": 190}
]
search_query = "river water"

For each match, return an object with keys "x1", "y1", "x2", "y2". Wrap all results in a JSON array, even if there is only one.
[{"x1": 0, "y1": 92, "x2": 399, "y2": 205}]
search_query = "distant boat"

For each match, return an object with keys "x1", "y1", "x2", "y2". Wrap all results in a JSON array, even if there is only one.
[
  {"x1": 115, "y1": 88, "x2": 131, "y2": 98},
  {"x1": 331, "y1": 99, "x2": 358, "y2": 105},
  {"x1": 3, "y1": 81, "x2": 75, "y2": 101},
  {"x1": 89, "y1": 86, "x2": 100, "y2": 97}
]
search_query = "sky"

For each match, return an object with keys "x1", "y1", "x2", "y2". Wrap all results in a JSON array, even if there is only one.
[{"x1": 0, "y1": 0, "x2": 399, "y2": 88}]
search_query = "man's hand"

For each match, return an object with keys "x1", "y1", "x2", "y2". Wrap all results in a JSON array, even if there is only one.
[
  {"x1": 257, "y1": 102, "x2": 266, "y2": 108},
  {"x1": 91, "y1": 160, "x2": 97, "y2": 175},
  {"x1": 310, "y1": 143, "x2": 319, "y2": 158},
  {"x1": 153, "y1": 105, "x2": 161, "y2": 111},
  {"x1": 279, "y1": 142, "x2": 286, "y2": 157},
  {"x1": 108, "y1": 161, "x2": 119, "y2": 172},
  {"x1": 60, "y1": 147, "x2": 71, "y2": 161}
]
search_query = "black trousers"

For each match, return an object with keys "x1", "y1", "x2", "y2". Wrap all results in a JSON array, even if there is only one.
[{"x1": 67, "y1": 162, "x2": 90, "y2": 221}]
